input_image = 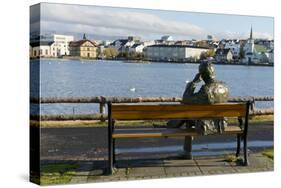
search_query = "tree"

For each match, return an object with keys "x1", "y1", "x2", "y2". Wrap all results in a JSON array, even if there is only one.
[
  {"x1": 200, "y1": 52, "x2": 208, "y2": 60},
  {"x1": 206, "y1": 49, "x2": 215, "y2": 57},
  {"x1": 239, "y1": 47, "x2": 245, "y2": 59},
  {"x1": 103, "y1": 48, "x2": 118, "y2": 58}
]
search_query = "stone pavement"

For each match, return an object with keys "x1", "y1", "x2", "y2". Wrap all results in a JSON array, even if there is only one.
[{"x1": 68, "y1": 152, "x2": 273, "y2": 184}]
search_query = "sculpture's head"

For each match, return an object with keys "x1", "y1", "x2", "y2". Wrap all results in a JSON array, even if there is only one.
[{"x1": 199, "y1": 62, "x2": 215, "y2": 83}]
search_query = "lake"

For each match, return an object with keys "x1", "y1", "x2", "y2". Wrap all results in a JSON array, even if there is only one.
[{"x1": 30, "y1": 59, "x2": 274, "y2": 115}]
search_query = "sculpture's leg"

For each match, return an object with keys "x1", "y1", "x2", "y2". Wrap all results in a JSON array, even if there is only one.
[{"x1": 183, "y1": 136, "x2": 193, "y2": 159}]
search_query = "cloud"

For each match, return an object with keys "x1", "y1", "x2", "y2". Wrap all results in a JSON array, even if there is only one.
[
  {"x1": 39, "y1": 3, "x2": 207, "y2": 39},
  {"x1": 37, "y1": 3, "x2": 273, "y2": 40},
  {"x1": 214, "y1": 31, "x2": 273, "y2": 40}
]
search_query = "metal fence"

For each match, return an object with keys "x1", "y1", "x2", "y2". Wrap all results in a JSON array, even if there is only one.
[{"x1": 30, "y1": 96, "x2": 274, "y2": 121}]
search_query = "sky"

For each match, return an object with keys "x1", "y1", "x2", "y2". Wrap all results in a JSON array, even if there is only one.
[{"x1": 30, "y1": 3, "x2": 274, "y2": 41}]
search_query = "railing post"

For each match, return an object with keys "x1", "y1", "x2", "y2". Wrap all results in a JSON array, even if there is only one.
[
  {"x1": 100, "y1": 96, "x2": 106, "y2": 122},
  {"x1": 99, "y1": 102, "x2": 106, "y2": 122}
]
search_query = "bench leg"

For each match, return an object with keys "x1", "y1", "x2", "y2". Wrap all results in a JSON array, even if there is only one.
[
  {"x1": 108, "y1": 136, "x2": 113, "y2": 174},
  {"x1": 243, "y1": 135, "x2": 249, "y2": 166},
  {"x1": 236, "y1": 134, "x2": 241, "y2": 157},
  {"x1": 113, "y1": 138, "x2": 116, "y2": 166},
  {"x1": 183, "y1": 136, "x2": 192, "y2": 159}
]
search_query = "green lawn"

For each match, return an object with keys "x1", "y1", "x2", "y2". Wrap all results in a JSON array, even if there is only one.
[
  {"x1": 32, "y1": 115, "x2": 273, "y2": 128},
  {"x1": 40, "y1": 163, "x2": 79, "y2": 185},
  {"x1": 262, "y1": 149, "x2": 274, "y2": 160},
  {"x1": 255, "y1": 44, "x2": 268, "y2": 53}
]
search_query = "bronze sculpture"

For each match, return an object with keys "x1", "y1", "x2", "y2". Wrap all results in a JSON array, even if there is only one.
[{"x1": 167, "y1": 61, "x2": 229, "y2": 158}]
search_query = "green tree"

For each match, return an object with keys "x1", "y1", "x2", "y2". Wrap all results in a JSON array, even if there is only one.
[
  {"x1": 206, "y1": 49, "x2": 215, "y2": 57},
  {"x1": 103, "y1": 48, "x2": 119, "y2": 58},
  {"x1": 239, "y1": 47, "x2": 245, "y2": 59}
]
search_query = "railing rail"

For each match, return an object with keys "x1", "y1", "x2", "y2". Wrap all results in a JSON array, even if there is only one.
[
  {"x1": 30, "y1": 96, "x2": 274, "y2": 104},
  {"x1": 30, "y1": 96, "x2": 274, "y2": 121}
]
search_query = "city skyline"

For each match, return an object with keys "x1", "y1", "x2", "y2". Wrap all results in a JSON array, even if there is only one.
[{"x1": 30, "y1": 3, "x2": 274, "y2": 41}]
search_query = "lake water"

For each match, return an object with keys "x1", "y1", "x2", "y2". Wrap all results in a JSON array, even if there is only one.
[{"x1": 30, "y1": 59, "x2": 274, "y2": 115}]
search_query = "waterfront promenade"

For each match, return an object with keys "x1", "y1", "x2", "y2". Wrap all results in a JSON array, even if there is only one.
[{"x1": 39, "y1": 121, "x2": 273, "y2": 184}]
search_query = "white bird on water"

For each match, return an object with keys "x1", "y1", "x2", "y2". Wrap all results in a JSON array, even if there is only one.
[
  {"x1": 130, "y1": 87, "x2": 136, "y2": 92},
  {"x1": 185, "y1": 80, "x2": 189, "y2": 83}
]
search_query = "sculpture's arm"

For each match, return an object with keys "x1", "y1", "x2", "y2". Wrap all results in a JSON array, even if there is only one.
[
  {"x1": 182, "y1": 73, "x2": 208, "y2": 104},
  {"x1": 182, "y1": 86, "x2": 209, "y2": 104}
]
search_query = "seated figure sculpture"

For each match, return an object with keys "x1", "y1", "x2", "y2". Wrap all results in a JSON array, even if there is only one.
[{"x1": 167, "y1": 61, "x2": 230, "y2": 158}]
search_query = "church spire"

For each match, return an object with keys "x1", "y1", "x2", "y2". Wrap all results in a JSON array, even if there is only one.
[
  {"x1": 83, "y1": 33, "x2": 87, "y2": 40},
  {"x1": 250, "y1": 25, "x2": 253, "y2": 40}
]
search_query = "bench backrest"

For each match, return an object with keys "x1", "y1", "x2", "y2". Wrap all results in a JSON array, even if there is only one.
[{"x1": 109, "y1": 103, "x2": 249, "y2": 121}]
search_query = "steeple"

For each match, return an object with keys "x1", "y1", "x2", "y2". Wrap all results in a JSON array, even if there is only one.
[
  {"x1": 83, "y1": 33, "x2": 87, "y2": 40},
  {"x1": 250, "y1": 25, "x2": 253, "y2": 40}
]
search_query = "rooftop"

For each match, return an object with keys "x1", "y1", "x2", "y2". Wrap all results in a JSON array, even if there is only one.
[{"x1": 147, "y1": 44, "x2": 210, "y2": 49}]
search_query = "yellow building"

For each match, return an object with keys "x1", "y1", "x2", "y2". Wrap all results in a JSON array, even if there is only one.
[{"x1": 69, "y1": 39, "x2": 97, "y2": 58}]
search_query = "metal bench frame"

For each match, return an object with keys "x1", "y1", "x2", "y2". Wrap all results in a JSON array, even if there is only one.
[{"x1": 107, "y1": 102, "x2": 250, "y2": 175}]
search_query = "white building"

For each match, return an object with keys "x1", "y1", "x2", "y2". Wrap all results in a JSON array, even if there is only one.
[
  {"x1": 215, "y1": 48, "x2": 233, "y2": 63},
  {"x1": 42, "y1": 34, "x2": 74, "y2": 56},
  {"x1": 129, "y1": 44, "x2": 144, "y2": 53},
  {"x1": 224, "y1": 40, "x2": 240, "y2": 59},
  {"x1": 30, "y1": 41, "x2": 57, "y2": 58},
  {"x1": 128, "y1": 41, "x2": 155, "y2": 53},
  {"x1": 243, "y1": 26, "x2": 256, "y2": 64},
  {"x1": 144, "y1": 45, "x2": 209, "y2": 61},
  {"x1": 268, "y1": 50, "x2": 274, "y2": 64}
]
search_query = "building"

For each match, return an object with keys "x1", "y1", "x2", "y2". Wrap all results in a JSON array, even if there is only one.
[
  {"x1": 255, "y1": 39, "x2": 274, "y2": 49},
  {"x1": 110, "y1": 36, "x2": 141, "y2": 52},
  {"x1": 161, "y1": 35, "x2": 173, "y2": 41},
  {"x1": 69, "y1": 37, "x2": 98, "y2": 58},
  {"x1": 243, "y1": 26, "x2": 255, "y2": 64},
  {"x1": 268, "y1": 49, "x2": 274, "y2": 64},
  {"x1": 30, "y1": 41, "x2": 56, "y2": 58},
  {"x1": 224, "y1": 40, "x2": 241, "y2": 60},
  {"x1": 215, "y1": 48, "x2": 233, "y2": 63},
  {"x1": 42, "y1": 34, "x2": 74, "y2": 56},
  {"x1": 129, "y1": 43, "x2": 144, "y2": 53},
  {"x1": 128, "y1": 36, "x2": 141, "y2": 42},
  {"x1": 144, "y1": 44, "x2": 209, "y2": 61}
]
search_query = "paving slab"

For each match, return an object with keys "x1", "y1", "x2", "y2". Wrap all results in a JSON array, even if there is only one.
[
  {"x1": 163, "y1": 159, "x2": 201, "y2": 175},
  {"x1": 229, "y1": 154, "x2": 273, "y2": 173},
  {"x1": 195, "y1": 157, "x2": 236, "y2": 175},
  {"x1": 127, "y1": 166, "x2": 166, "y2": 177}
]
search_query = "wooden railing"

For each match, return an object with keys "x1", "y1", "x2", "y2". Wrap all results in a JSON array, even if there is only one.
[{"x1": 30, "y1": 96, "x2": 274, "y2": 121}]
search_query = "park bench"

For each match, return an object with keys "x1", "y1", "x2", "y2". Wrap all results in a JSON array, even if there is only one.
[{"x1": 107, "y1": 102, "x2": 251, "y2": 174}]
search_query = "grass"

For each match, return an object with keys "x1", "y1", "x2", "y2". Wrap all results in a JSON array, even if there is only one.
[
  {"x1": 224, "y1": 154, "x2": 242, "y2": 162},
  {"x1": 255, "y1": 44, "x2": 269, "y2": 53},
  {"x1": 262, "y1": 149, "x2": 274, "y2": 160},
  {"x1": 31, "y1": 115, "x2": 273, "y2": 128},
  {"x1": 40, "y1": 163, "x2": 79, "y2": 185}
]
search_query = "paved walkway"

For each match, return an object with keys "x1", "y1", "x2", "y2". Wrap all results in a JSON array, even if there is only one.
[{"x1": 68, "y1": 153, "x2": 273, "y2": 184}]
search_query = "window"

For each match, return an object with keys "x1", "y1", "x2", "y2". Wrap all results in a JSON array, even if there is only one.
[
  {"x1": 45, "y1": 49, "x2": 48, "y2": 55},
  {"x1": 88, "y1": 48, "x2": 90, "y2": 51},
  {"x1": 40, "y1": 49, "x2": 42, "y2": 55},
  {"x1": 34, "y1": 50, "x2": 36, "y2": 56}
]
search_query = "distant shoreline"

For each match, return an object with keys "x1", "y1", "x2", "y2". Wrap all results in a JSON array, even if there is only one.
[{"x1": 30, "y1": 57, "x2": 274, "y2": 67}]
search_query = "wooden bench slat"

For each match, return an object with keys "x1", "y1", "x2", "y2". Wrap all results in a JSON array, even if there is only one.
[
  {"x1": 112, "y1": 103, "x2": 247, "y2": 120},
  {"x1": 112, "y1": 126, "x2": 243, "y2": 138}
]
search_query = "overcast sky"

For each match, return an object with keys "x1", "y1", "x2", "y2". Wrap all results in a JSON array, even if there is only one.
[{"x1": 30, "y1": 3, "x2": 274, "y2": 41}]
